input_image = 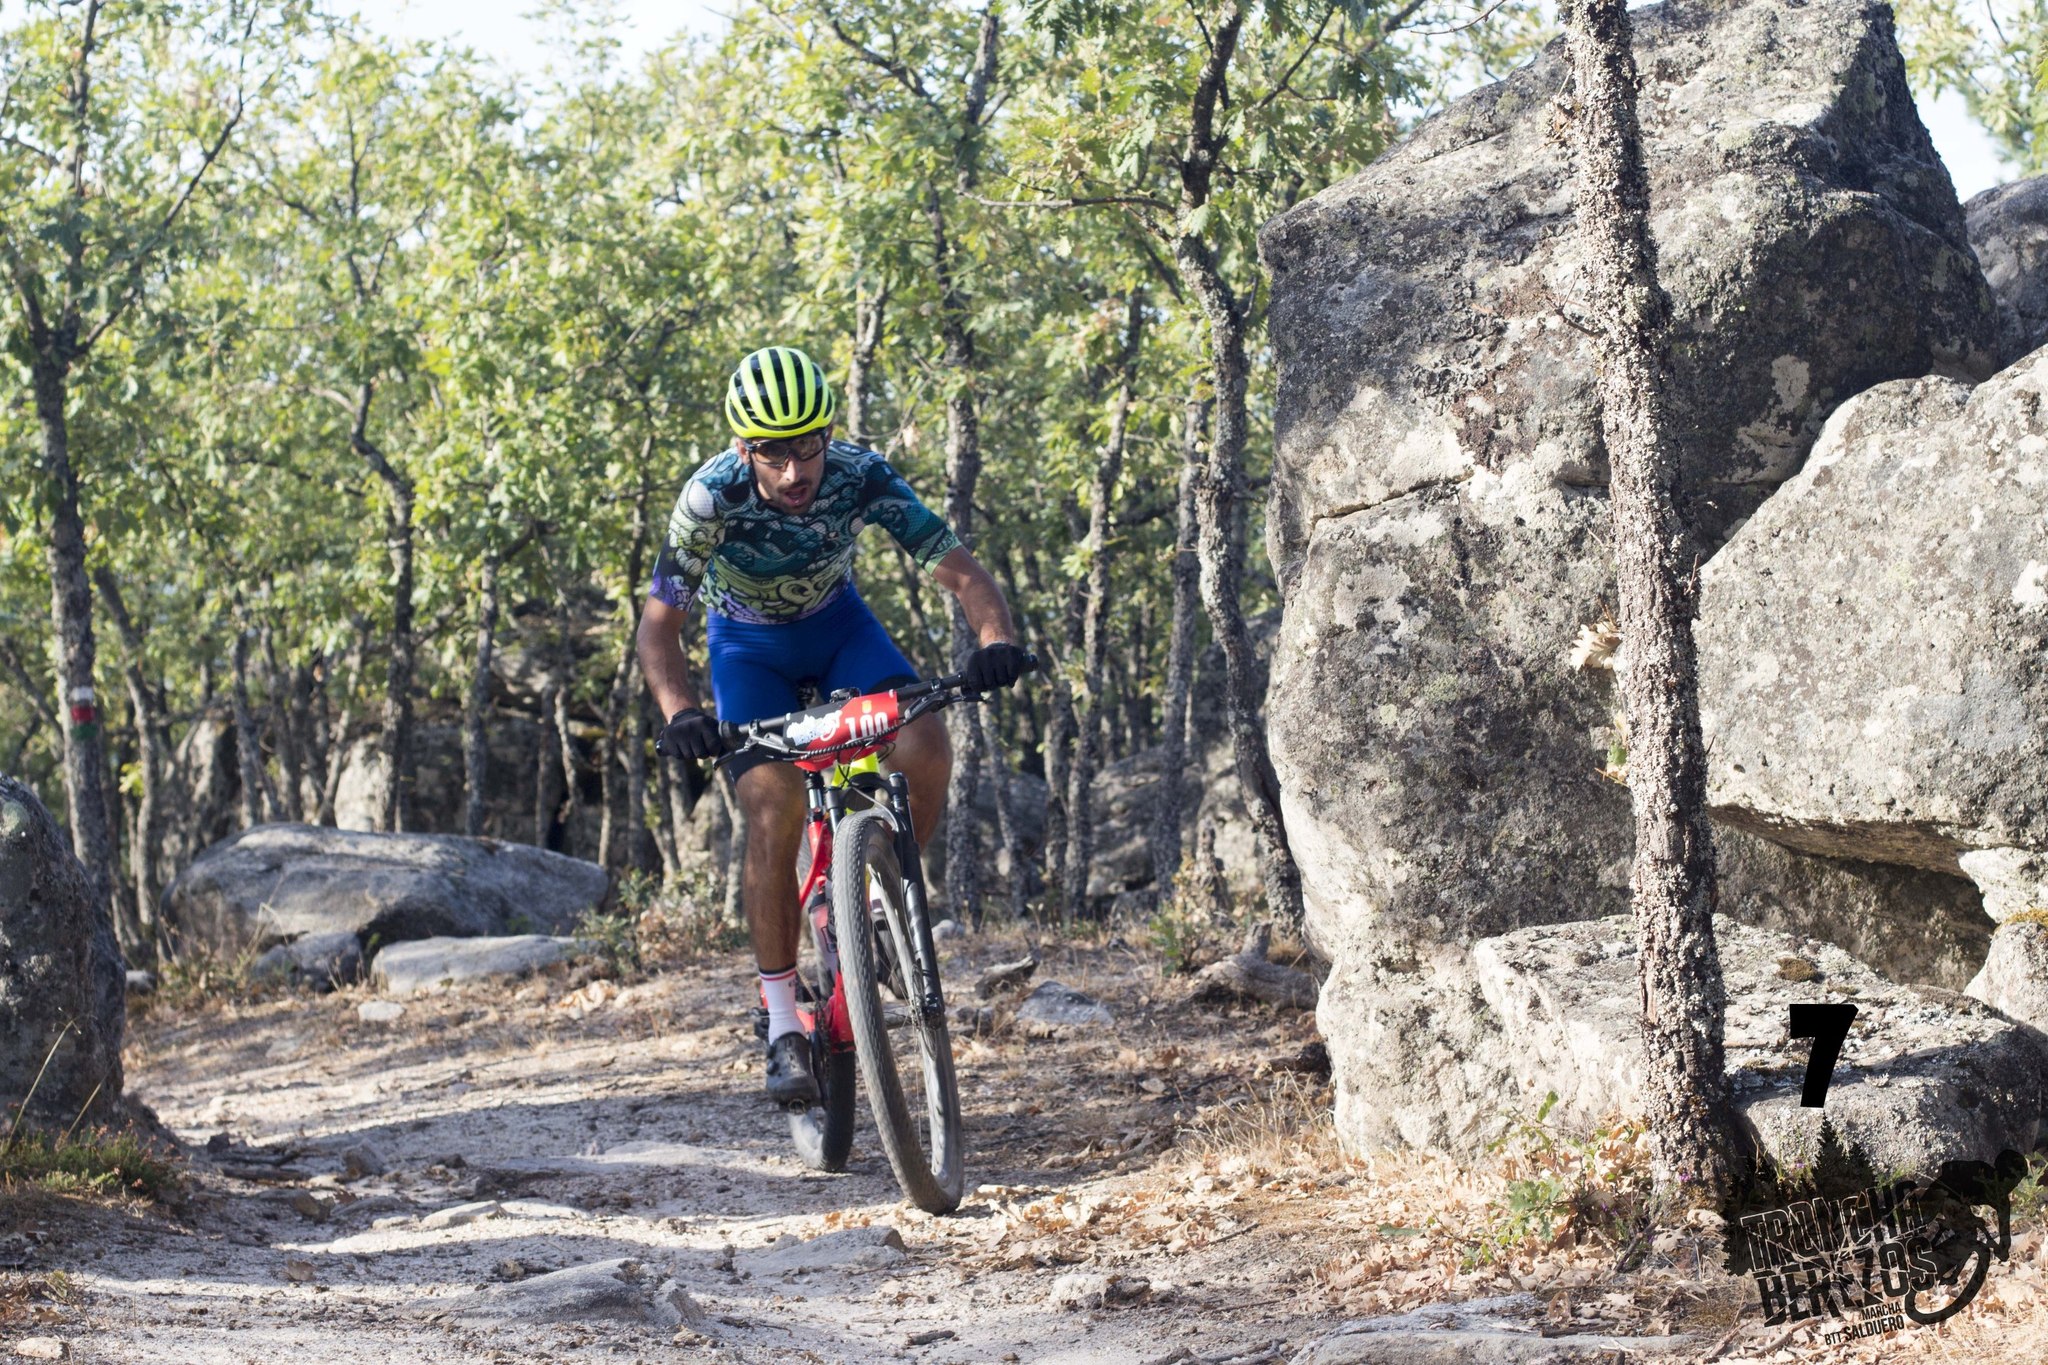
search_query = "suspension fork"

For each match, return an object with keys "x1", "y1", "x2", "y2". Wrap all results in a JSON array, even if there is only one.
[{"x1": 884, "y1": 769, "x2": 947, "y2": 1023}]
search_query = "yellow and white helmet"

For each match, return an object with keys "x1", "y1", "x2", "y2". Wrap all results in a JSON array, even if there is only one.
[{"x1": 725, "y1": 345, "x2": 837, "y2": 440}]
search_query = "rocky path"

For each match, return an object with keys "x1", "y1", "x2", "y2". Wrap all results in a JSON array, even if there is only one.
[{"x1": 11, "y1": 933, "x2": 2044, "y2": 1363}]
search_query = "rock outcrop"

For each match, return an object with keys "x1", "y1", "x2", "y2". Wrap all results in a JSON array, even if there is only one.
[
  {"x1": 0, "y1": 778, "x2": 125, "y2": 1124},
  {"x1": 162, "y1": 824, "x2": 609, "y2": 956},
  {"x1": 1698, "y1": 359, "x2": 2048, "y2": 906},
  {"x1": 1471, "y1": 917, "x2": 2047, "y2": 1174},
  {"x1": 1258, "y1": 0, "x2": 2005, "y2": 1157},
  {"x1": 1966, "y1": 175, "x2": 2048, "y2": 365}
]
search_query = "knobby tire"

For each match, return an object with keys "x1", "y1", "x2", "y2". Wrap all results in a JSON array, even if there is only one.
[{"x1": 831, "y1": 808, "x2": 963, "y2": 1213}]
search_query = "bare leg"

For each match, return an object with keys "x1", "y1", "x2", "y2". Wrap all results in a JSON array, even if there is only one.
[
  {"x1": 736, "y1": 761, "x2": 806, "y2": 969},
  {"x1": 883, "y1": 710, "x2": 952, "y2": 850}
]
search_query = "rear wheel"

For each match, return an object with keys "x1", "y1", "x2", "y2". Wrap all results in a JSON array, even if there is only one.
[
  {"x1": 831, "y1": 808, "x2": 963, "y2": 1213},
  {"x1": 786, "y1": 890, "x2": 855, "y2": 1172}
]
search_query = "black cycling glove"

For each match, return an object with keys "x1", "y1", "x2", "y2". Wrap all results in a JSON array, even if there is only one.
[
  {"x1": 963, "y1": 642, "x2": 1030, "y2": 693},
  {"x1": 661, "y1": 707, "x2": 725, "y2": 762}
]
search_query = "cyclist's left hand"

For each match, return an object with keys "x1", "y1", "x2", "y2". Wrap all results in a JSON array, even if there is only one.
[{"x1": 964, "y1": 641, "x2": 1030, "y2": 692}]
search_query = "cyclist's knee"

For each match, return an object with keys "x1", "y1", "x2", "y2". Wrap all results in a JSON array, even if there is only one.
[{"x1": 736, "y1": 763, "x2": 805, "y2": 830}]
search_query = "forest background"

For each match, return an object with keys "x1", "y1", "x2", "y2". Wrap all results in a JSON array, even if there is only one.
[{"x1": 1, "y1": 0, "x2": 2041, "y2": 963}]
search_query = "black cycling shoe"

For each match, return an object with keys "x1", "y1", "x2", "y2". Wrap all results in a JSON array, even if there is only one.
[{"x1": 764, "y1": 1031, "x2": 820, "y2": 1110}]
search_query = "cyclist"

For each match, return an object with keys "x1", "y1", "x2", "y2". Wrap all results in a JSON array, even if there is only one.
[{"x1": 637, "y1": 345, "x2": 1027, "y2": 1107}]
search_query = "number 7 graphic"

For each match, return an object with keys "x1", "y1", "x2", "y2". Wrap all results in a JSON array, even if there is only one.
[{"x1": 1789, "y1": 1003, "x2": 1858, "y2": 1107}]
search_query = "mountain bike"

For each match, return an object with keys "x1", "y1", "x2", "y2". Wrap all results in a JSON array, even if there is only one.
[{"x1": 668, "y1": 658, "x2": 1034, "y2": 1214}]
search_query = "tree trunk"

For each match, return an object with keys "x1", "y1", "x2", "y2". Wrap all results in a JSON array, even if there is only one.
[
  {"x1": 1061, "y1": 293, "x2": 1143, "y2": 920},
  {"x1": 930, "y1": 8, "x2": 1000, "y2": 927},
  {"x1": 32, "y1": 361, "x2": 117, "y2": 925},
  {"x1": 351, "y1": 389, "x2": 416, "y2": 834},
  {"x1": 598, "y1": 630, "x2": 636, "y2": 873},
  {"x1": 261, "y1": 622, "x2": 305, "y2": 823},
  {"x1": 228, "y1": 624, "x2": 273, "y2": 829},
  {"x1": 1561, "y1": 0, "x2": 1745, "y2": 1203},
  {"x1": 845, "y1": 279, "x2": 888, "y2": 447},
  {"x1": 318, "y1": 619, "x2": 370, "y2": 827},
  {"x1": 93, "y1": 568, "x2": 162, "y2": 958},
  {"x1": 464, "y1": 552, "x2": 503, "y2": 838},
  {"x1": 535, "y1": 684, "x2": 565, "y2": 850},
  {"x1": 622, "y1": 656, "x2": 652, "y2": 873},
  {"x1": 1150, "y1": 393, "x2": 1209, "y2": 890},
  {"x1": 554, "y1": 680, "x2": 580, "y2": 857}
]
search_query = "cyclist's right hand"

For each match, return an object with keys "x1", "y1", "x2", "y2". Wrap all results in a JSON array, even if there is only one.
[{"x1": 662, "y1": 707, "x2": 726, "y2": 762}]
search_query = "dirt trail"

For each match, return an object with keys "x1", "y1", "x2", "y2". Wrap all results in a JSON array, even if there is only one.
[
  {"x1": 12, "y1": 932, "x2": 2045, "y2": 1363},
  {"x1": 38, "y1": 934, "x2": 1350, "y2": 1363}
]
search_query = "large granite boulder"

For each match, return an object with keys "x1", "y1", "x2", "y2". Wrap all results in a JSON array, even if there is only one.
[
  {"x1": 1965, "y1": 175, "x2": 2048, "y2": 365},
  {"x1": 1698, "y1": 358, "x2": 2048, "y2": 905},
  {"x1": 0, "y1": 778, "x2": 124, "y2": 1124},
  {"x1": 162, "y1": 824, "x2": 610, "y2": 957},
  {"x1": 1256, "y1": 0, "x2": 2002, "y2": 1155},
  {"x1": 1459, "y1": 917, "x2": 2047, "y2": 1175},
  {"x1": 1969, "y1": 913, "x2": 2048, "y2": 1032}
]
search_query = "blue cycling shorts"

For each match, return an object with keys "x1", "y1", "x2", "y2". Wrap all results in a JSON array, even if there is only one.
[{"x1": 706, "y1": 587, "x2": 919, "y2": 777}]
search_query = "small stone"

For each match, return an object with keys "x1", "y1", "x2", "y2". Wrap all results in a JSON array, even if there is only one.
[
  {"x1": 341, "y1": 1142, "x2": 389, "y2": 1179},
  {"x1": 12, "y1": 1339, "x2": 67, "y2": 1361},
  {"x1": 281, "y1": 1258, "x2": 318, "y2": 1284},
  {"x1": 1014, "y1": 981, "x2": 1114, "y2": 1030},
  {"x1": 975, "y1": 954, "x2": 1038, "y2": 1000},
  {"x1": 417, "y1": 1258, "x2": 701, "y2": 1328},
  {"x1": 931, "y1": 918, "x2": 966, "y2": 940},
  {"x1": 124, "y1": 970, "x2": 156, "y2": 996},
  {"x1": 906, "y1": 1328, "x2": 956, "y2": 1346},
  {"x1": 1776, "y1": 956, "x2": 1819, "y2": 983},
  {"x1": 421, "y1": 1200, "x2": 502, "y2": 1229},
  {"x1": 289, "y1": 1190, "x2": 335, "y2": 1221},
  {"x1": 357, "y1": 1000, "x2": 406, "y2": 1024},
  {"x1": 1047, "y1": 1271, "x2": 1149, "y2": 1310}
]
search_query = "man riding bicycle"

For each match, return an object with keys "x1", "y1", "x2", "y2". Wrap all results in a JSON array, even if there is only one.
[{"x1": 637, "y1": 345, "x2": 1027, "y2": 1107}]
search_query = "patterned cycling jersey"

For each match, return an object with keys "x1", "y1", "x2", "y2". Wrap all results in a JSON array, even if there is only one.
[{"x1": 647, "y1": 440, "x2": 961, "y2": 623}]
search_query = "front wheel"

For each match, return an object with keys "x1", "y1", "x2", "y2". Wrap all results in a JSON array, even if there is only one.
[{"x1": 831, "y1": 809, "x2": 963, "y2": 1213}]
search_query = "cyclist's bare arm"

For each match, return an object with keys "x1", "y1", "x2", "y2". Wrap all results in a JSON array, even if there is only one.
[
  {"x1": 637, "y1": 596, "x2": 704, "y2": 719},
  {"x1": 929, "y1": 547, "x2": 1018, "y2": 647}
]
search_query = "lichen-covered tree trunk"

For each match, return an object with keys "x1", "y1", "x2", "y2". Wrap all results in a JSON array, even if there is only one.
[
  {"x1": 1169, "y1": 3, "x2": 1304, "y2": 929},
  {"x1": 1150, "y1": 391, "x2": 1209, "y2": 891},
  {"x1": 1561, "y1": 0, "x2": 1746, "y2": 1203},
  {"x1": 33, "y1": 363, "x2": 117, "y2": 924},
  {"x1": 463, "y1": 552, "x2": 503, "y2": 838},
  {"x1": 1062, "y1": 293, "x2": 1143, "y2": 918}
]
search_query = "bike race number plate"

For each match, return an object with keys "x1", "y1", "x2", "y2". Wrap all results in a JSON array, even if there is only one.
[{"x1": 785, "y1": 689, "x2": 902, "y2": 768}]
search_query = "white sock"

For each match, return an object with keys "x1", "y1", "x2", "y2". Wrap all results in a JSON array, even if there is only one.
[{"x1": 760, "y1": 965, "x2": 802, "y2": 1042}]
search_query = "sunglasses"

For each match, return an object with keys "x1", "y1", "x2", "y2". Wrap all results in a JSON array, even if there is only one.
[{"x1": 742, "y1": 431, "x2": 828, "y2": 469}]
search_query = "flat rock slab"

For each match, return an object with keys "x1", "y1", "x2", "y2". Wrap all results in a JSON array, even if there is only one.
[
  {"x1": 163, "y1": 823, "x2": 609, "y2": 957},
  {"x1": 740, "y1": 1224, "x2": 907, "y2": 1275},
  {"x1": 1298, "y1": 1299, "x2": 1692, "y2": 1364},
  {"x1": 417, "y1": 1257, "x2": 701, "y2": 1329},
  {"x1": 1014, "y1": 981, "x2": 1113, "y2": 1029},
  {"x1": 1472, "y1": 917, "x2": 2048, "y2": 1173},
  {"x1": 372, "y1": 935, "x2": 589, "y2": 997},
  {"x1": 419, "y1": 1200, "x2": 501, "y2": 1229}
]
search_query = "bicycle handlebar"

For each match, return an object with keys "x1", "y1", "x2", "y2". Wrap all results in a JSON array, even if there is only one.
[{"x1": 666, "y1": 650, "x2": 1041, "y2": 762}]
